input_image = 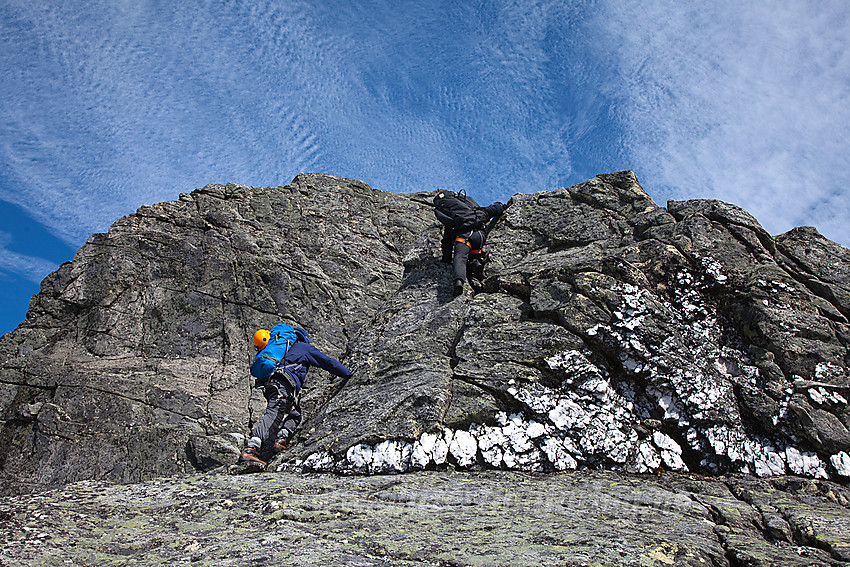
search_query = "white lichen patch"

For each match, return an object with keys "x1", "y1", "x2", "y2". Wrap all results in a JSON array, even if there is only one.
[
  {"x1": 652, "y1": 432, "x2": 687, "y2": 471},
  {"x1": 304, "y1": 351, "x2": 645, "y2": 474},
  {"x1": 345, "y1": 444, "x2": 373, "y2": 473},
  {"x1": 298, "y1": 274, "x2": 845, "y2": 481},
  {"x1": 629, "y1": 440, "x2": 662, "y2": 474},
  {"x1": 448, "y1": 430, "x2": 477, "y2": 467},
  {"x1": 372, "y1": 440, "x2": 412, "y2": 473},
  {"x1": 701, "y1": 424, "x2": 829, "y2": 478},
  {"x1": 785, "y1": 447, "x2": 828, "y2": 479},
  {"x1": 808, "y1": 387, "x2": 848, "y2": 406},
  {"x1": 302, "y1": 451, "x2": 335, "y2": 472},
  {"x1": 831, "y1": 452, "x2": 850, "y2": 477},
  {"x1": 814, "y1": 362, "x2": 848, "y2": 383},
  {"x1": 697, "y1": 255, "x2": 728, "y2": 286}
]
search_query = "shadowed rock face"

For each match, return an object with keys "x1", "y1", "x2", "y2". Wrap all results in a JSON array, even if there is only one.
[{"x1": 1, "y1": 172, "x2": 849, "y2": 494}]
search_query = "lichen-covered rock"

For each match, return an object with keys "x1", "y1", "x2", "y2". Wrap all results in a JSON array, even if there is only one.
[
  {"x1": 1, "y1": 171, "x2": 849, "y2": 495},
  {"x1": 1, "y1": 470, "x2": 849, "y2": 567}
]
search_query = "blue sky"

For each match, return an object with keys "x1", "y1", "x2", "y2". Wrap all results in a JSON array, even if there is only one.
[{"x1": 2, "y1": 0, "x2": 850, "y2": 337}]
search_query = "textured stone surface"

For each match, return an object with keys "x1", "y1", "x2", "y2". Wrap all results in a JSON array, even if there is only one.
[
  {"x1": 1, "y1": 469, "x2": 849, "y2": 566},
  {"x1": 2, "y1": 171, "x2": 850, "y2": 496},
  {"x1": 0, "y1": 175, "x2": 434, "y2": 494}
]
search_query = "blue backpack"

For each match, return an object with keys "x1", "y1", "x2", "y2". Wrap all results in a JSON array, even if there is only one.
[{"x1": 250, "y1": 324, "x2": 300, "y2": 381}]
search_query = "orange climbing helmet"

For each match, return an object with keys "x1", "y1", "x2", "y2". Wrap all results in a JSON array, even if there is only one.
[{"x1": 253, "y1": 329, "x2": 271, "y2": 349}]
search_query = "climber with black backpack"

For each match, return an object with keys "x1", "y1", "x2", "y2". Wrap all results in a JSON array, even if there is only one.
[
  {"x1": 433, "y1": 189, "x2": 506, "y2": 296},
  {"x1": 240, "y1": 323, "x2": 352, "y2": 467}
]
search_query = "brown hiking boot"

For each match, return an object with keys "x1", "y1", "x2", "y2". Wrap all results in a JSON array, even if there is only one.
[
  {"x1": 453, "y1": 279, "x2": 464, "y2": 296},
  {"x1": 240, "y1": 446, "x2": 266, "y2": 466},
  {"x1": 272, "y1": 438, "x2": 290, "y2": 453}
]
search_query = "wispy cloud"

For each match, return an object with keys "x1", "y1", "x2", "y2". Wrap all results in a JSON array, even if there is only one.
[
  {"x1": 0, "y1": 231, "x2": 57, "y2": 283},
  {"x1": 594, "y1": 0, "x2": 850, "y2": 244},
  {"x1": 2, "y1": 1, "x2": 593, "y2": 248},
  {"x1": 2, "y1": 0, "x2": 849, "y2": 252},
  {"x1": 1, "y1": 1, "x2": 336, "y2": 244},
  {"x1": 271, "y1": 0, "x2": 585, "y2": 198}
]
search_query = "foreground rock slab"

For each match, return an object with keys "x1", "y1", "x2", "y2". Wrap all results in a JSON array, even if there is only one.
[{"x1": 1, "y1": 470, "x2": 849, "y2": 566}]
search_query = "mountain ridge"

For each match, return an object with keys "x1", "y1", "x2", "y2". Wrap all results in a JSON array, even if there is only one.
[{"x1": 1, "y1": 171, "x2": 848, "y2": 497}]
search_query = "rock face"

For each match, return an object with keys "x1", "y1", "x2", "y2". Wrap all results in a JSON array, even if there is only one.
[
  {"x1": 1, "y1": 172, "x2": 849, "y2": 495},
  {"x1": 2, "y1": 469, "x2": 849, "y2": 566}
]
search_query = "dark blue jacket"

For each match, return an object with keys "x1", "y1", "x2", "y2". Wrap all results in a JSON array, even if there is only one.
[{"x1": 276, "y1": 341, "x2": 351, "y2": 393}]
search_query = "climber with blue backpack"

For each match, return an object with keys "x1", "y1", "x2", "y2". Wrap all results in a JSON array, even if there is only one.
[
  {"x1": 433, "y1": 189, "x2": 506, "y2": 296},
  {"x1": 239, "y1": 323, "x2": 352, "y2": 467}
]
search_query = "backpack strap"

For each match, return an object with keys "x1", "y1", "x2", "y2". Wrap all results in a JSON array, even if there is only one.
[
  {"x1": 273, "y1": 363, "x2": 302, "y2": 393},
  {"x1": 259, "y1": 353, "x2": 281, "y2": 365},
  {"x1": 257, "y1": 336, "x2": 292, "y2": 371}
]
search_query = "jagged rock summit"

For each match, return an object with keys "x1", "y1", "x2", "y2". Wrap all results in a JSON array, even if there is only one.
[{"x1": 1, "y1": 171, "x2": 849, "y2": 495}]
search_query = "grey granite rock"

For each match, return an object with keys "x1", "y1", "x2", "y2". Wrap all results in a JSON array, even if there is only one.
[
  {"x1": 0, "y1": 470, "x2": 848, "y2": 566},
  {"x1": 1, "y1": 172, "x2": 849, "y2": 496}
]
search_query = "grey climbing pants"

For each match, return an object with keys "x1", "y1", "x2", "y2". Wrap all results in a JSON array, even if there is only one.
[
  {"x1": 249, "y1": 377, "x2": 301, "y2": 450},
  {"x1": 452, "y1": 229, "x2": 486, "y2": 282}
]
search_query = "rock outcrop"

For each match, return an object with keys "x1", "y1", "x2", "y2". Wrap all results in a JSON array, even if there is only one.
[
  {"x1": 1, "y1": 172, "x2": 849, "y2": 495},
  {"x1": 2, "y1": 469, "x2": 849, "y2": 566}
]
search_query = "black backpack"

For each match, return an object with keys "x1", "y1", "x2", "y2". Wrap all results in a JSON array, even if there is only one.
[{"x1": 433, "y1": 190, "x2": 489, "y2": 232}]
